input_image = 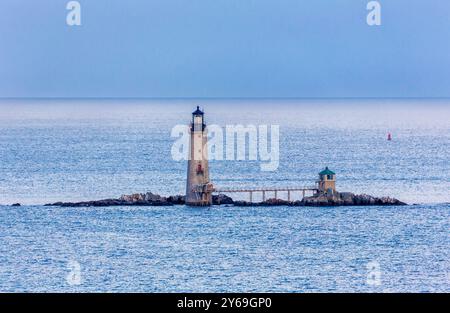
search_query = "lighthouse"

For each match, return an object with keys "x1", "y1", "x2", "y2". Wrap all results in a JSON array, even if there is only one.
[{"x1": 185, "y1": 106, "x2": 213, "y2": 206}]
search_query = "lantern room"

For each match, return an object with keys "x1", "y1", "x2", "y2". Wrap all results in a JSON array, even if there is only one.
[{"x1": 191, "y1": 106, "x2": 205, "y2": 132}]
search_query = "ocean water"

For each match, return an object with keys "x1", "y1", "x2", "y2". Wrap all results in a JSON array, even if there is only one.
[{"x1": 0, "y1": 99, "x2": 449, "y2": 292}]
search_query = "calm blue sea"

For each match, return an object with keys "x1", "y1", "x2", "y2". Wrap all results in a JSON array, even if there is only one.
[{"x1": 0, "y1": 99, "x2": 449, "y2": 292}]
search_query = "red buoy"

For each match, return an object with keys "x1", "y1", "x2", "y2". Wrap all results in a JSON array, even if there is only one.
[{"x1": 387, "y1": 132, "x2": 392, "y2": 141}]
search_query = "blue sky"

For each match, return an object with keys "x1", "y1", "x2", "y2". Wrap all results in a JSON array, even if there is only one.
[{"x1": 0, "y1": 0, "x2": 449, "y2": 98}]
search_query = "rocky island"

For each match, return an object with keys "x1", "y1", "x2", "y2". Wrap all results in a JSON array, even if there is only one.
[{"x1": 44, "y1": 190, "x2": 406, "y2": 207}]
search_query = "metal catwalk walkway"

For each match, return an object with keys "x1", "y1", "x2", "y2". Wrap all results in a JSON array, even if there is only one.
[{"x1": 213, "y1": 186, "x2": 318, "y2": 202}]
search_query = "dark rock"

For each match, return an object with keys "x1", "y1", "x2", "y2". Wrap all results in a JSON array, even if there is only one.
[
  {"x1": 212, "y1": 194, "x2": 234, "y2": 205},
  {"x1": 301, "y1": 192, "x2": 406, "y2": 207},
  {"x1": 261, "y1": 198, "x2": 291, "y2": 206},
  {"x1": 167, "y1": 195, "x2": 185, "y2": 205},
  {"x1": 339, "y1": 192, "x2": 354, "y2": 205},
  {"x1": 11, "y1": 203, "x2": 21, "y2": 207},
  {"x1": 45, "y1": 192, "x2": 174, "y2": 207}
]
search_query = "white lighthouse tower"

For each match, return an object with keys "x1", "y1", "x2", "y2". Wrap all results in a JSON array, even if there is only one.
[{"x1": 185, "y1": 106, "x2": 213, "y2": 206}]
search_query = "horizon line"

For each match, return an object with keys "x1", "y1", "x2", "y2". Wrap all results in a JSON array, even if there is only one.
[{"x1": 1, "y1": 97, "x2": 450, "y2": 101}]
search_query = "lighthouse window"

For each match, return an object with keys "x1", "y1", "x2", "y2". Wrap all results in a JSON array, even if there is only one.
[{"x1": 327, "y1": 174, "x2": 333, "y2": 180}]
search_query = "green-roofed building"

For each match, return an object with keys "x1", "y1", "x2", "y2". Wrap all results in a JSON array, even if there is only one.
[{"x1": 318, "y1": 167, "x2": 336, "y2": 194}]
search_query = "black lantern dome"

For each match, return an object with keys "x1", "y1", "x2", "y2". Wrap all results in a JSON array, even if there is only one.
[{"x1": 191, "y1": 106, "x2": 205, "y2": 131}]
